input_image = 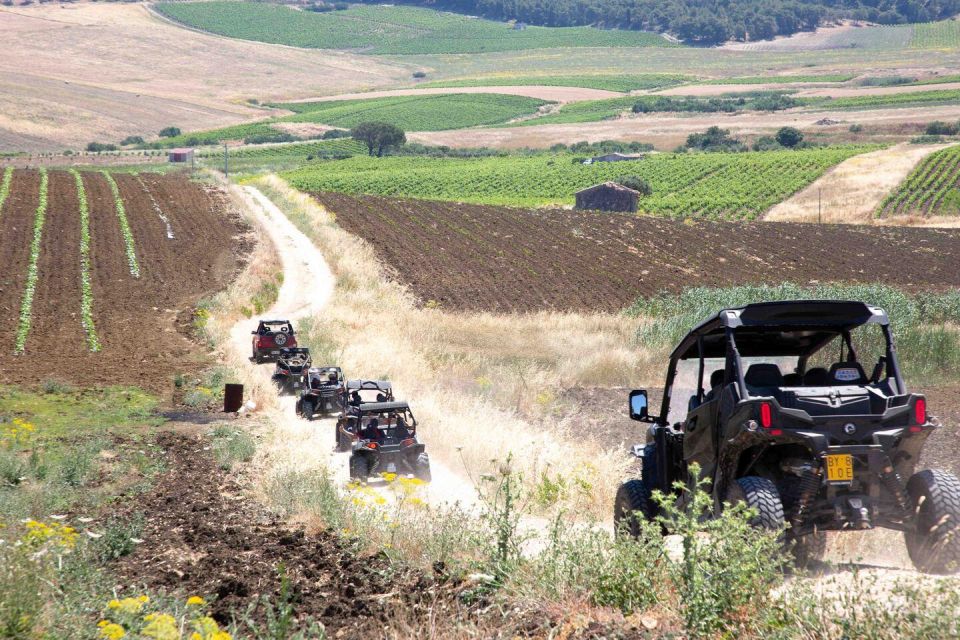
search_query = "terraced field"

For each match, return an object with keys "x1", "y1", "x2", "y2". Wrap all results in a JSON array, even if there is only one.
[
  {"x1": 155, "y1": 2, "x2": 672, "y2": 54},
  {"x1": 314, "y1": 192, "x2": 960, "y2": 312},
  {"x1": 0, "y1": 169, "x2": 242, "y2": 390},
  {"x1": 877, "y1": 145, "x2": 960, "y2": 217},
  {"x1": 286, "y1": 147, "x2": 877, "y2": 219}
]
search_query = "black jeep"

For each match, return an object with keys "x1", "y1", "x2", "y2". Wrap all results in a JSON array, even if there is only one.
[
  {"x1": 272, "y1": 348, "x2": 312, "y2": 395},
  {"x1": 337, "y1": 380, "x2": 394, "y2": 451},
  {"x1": 296, "y1": 366, "x2": 345, "y2": 420},
  {"x1": 347, "y1": 401, "x2": 430, "y2": 483},
  {"x1": 615, "y1": 300, "x2": 960, "y2": 574}
]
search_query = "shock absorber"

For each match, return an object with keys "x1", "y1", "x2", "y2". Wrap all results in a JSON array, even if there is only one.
[
  {"x1": 791, "y1": 467, "x2": 822, "y2": 530},
  {"x1": 879, "y1": 464, "x2": 909, "y2": 513}
]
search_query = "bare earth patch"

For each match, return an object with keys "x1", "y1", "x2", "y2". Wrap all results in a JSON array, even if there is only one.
[
  {"x1": 0, "y1": 4, "x2": 408, "y2": 151},
  {"x1": 765, "y1": 143, "x2": 950, "y2": 223}
]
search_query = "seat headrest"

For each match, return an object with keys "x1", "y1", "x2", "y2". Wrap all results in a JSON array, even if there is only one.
[
  {"x1": 829, "y1": 362, "x2": 867, "y2": 384},
  {"x1": 745, "y1": 363, "x2": 783, "y2": 388},
  {"x1": 709, "y1": 369, "x2": 725, "y2": 388},
  {"x1": 803, "y1": 367, "x2": 830, "y2": 386}
]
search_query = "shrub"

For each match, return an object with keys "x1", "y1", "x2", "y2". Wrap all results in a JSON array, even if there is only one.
[
  {"x1": 775, "y1": 126, "x2": 804, "y2": 148},
  {"x1": 849, "y1": 124, "x2": 863, "y2": 133},
  {"x1": 243, "y1": 132, "x2": 297, "y2": 144},
  {"x1": 685, "y1": 126, "x2": 746, "y2": 152},
  {"x1": 158, "y1": 126, "x2": 181, "y2": 138},
  {"x1": 925, "y1": 120, "x2": 959, "y2": 135},
  {"x1": 617, "y1": 175, "x2": 652, "y2": 195},
  {"x1": 85, "y1": 142, "x2": 117, "y2": 153},
  {"x1": 412, "y1": 71, "x2": 427, "y2": 79},
  {"x1": 120, "y1": 135, "x2": 145, "y2": 146},
  {"x1": 321, "y1": 128, "x2": 351, "y2": 139},
  {"x1": 752, "y1": 135, "x2": 782, "y2": 151}
]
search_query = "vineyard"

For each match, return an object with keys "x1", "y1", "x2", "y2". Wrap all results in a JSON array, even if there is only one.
[
  {"x1": 911, "y1": 18, "x2": 960, "y2": 49},
  {"x1": 877, "y1": 145, "x2": 960, "y2": 217},
  {"x1": 286, "y1": 147, "x2": 877, "y2": 219},
  {"x1": 0, "y1": 169, "x2": 242, "y2": 391},
  {"x1": 155, "y1": 2, "x2": 672, "y2": 54},
  {"x1": 703, "y1": 74, "x2": 854, "y2": 84},
  {"x1": 419, "y1": 74, "x2": 691, "y2": 92},
  {"x1": 277, "y1": 94, "x2": 549, "y2": 131},
  {"x1": 315, "y1": 192, "x2": 960, "y2": 312},
  {"x1": 823, "y1": 88, "x2": 960, "y2": 110}
]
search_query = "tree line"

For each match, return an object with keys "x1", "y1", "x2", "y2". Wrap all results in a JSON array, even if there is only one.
[{"x1": 362, "y1": 0, "x2": 960, "y2": 44}]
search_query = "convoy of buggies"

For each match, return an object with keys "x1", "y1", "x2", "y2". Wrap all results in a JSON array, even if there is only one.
[{"x1": 252, "y1": 319, "x2": 431, "y2": 484}]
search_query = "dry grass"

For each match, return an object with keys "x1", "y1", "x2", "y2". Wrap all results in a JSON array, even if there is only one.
[
  {"x1": 249, "y1": 174, "x2": 636, "y2": 518},
  {"x1": 0, "y1": 3, "x2": 409, "y2": 151},
  {"x1": 765, "y1": 143, "x2": 950, "y2": 223}
]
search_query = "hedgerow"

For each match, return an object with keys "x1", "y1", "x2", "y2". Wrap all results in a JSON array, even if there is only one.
[
  {"x1": 14, "y1": 169, "x2": 48, "y2": 355},
  {"x1": 70, "y1": 170, "x2": 101, "y2": 352},
  {"x1": 101, "y1": 172, "x2": 141, "y2": 278}
]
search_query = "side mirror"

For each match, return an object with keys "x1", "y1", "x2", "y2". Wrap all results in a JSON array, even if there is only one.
[{"x1": 629, "y1": 390, "x2": 649, "y2": 421}]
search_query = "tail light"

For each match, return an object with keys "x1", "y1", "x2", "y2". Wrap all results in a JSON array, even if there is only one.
[
  {"x1": 910, "y1": 398, "x2": 927, "y2": 432},
  {"x1": 366, "y1": 442, "x2": 378, "y2": 449},
  {"x1": 760, "y1": 402, "x2": 773, "y2": 428},
  {"x1": 401, "y1": 438, "x2": 415, "y2": 447}
]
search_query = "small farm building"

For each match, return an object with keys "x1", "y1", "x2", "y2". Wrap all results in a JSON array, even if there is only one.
[
  {"x1": 168, "y1": 148, "x2": 194, "y2": 163},
  {"x1": 575, "y1": 182, "x2": 640, "y2": 213},
  {"x1": 588, "y1": 152, "x2": 645, "y2": 163}
]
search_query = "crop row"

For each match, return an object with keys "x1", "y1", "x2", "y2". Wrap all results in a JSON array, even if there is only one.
[
  {"x1": 823, "y1": 89, "x2": 960, "y2": 110},
  {"x1": 0, "y1": 168, "x2": 12, "y2": 214},
  {"x1": 101, "y1": 172, "x2": 140, "y2": 278},
  {"x1": 71, "y1": 170, "x2": 101, "y2": 352},
  {"x1": 910, "y1": 18, "x2": 960, "y2": 49},
  {"x1": 877, "y1": 145, "x2": 960, "y2": 217},
  {"x1": 285, "y1": 146, "x2": 876, "y2": 219},
  {"x1": 14, "y1": 169, "x2": 48, "y2": 355}
]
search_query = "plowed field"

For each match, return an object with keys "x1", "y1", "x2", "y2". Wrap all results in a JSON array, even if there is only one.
[
  {"x1": 315, "y1": 192, "x2": 960, "y2": 312},
  {"x1": 0, "y1": 170, "x2": 244, "y2": 393}
]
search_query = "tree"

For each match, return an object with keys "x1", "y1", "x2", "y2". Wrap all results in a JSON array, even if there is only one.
[
  {"x1": 351, "y1": 122, "x2": 406, "y2": 157},
  {"x1": 158, "y1": 127, "x2": 181, "y2": 138},
  {"x1": 775, "y1": 126, "x2": 804, "y2": 148}
]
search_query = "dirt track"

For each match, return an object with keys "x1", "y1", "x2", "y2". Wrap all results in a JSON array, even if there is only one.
[
  {"x1": 316, "y1": 192, "x2": 960, "y2": 312},
  {"x1": 0, "y1": 170, "x2": 245, "y2": 394}
]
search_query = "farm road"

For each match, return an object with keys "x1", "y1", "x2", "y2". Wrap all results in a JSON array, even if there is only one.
[{"x1": 228, "y1": 186, "x2": 478, "y2": 509}]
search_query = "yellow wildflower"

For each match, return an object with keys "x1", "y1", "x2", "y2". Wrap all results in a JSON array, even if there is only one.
[
  {"x1": 141, "y1": 613, "x2": 178, "y2": 640},
  {"x1": 106, "y1": 597, "x2": 146, "y2": 615},
  {"x1": 186, "y1": 596, "x2": 206, "y2": 606},
  {"x1": 380, "y1": 472, "x2": 397, "y2": 483},
  {"x1": 98, "y1": 622, "x2": 126, "y2": 640}
]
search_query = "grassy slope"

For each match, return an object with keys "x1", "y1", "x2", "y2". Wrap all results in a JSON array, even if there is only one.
[
  {"x1": 155, "y1": 2, "x2": 672, "y2": 54},
  {"x1": 277, "y1": 93, "x2": 549, "y2": 130},
  {"x1": 284, "y1": 146, "x2": 877, "y2": 219}
]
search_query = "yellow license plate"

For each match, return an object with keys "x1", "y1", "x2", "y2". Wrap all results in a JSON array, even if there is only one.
[{"x1": 825, "y1": 454, "x2": 854, "y2": 482}]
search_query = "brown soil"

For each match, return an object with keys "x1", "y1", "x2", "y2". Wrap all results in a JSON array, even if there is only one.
[
  {"x1": 0, "y1": 170, "x2": 38, "y2": 349},
  {"x1": 0, "y1": 170, "x2": 246, "y2": 396},
  {"x1": 316, "y1": 192, "x2": 960, "y2": 313},
  {"x1": 112, "y1": 430, "x2": 643, "y2": 638}
]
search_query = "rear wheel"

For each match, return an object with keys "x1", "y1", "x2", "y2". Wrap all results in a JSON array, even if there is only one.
[
  {"x1": 725, "y1": 476, "x2": 785, "y2": 531},
  {"x1": 336, "y1": 426, "x2": 351, "y2": 452},
  {"x1": 349, "y1": 455, "x2": 369, "y2": 484},
  {"x1": 414, "y1": 453, "x2": 432, "y2": 482},
  {"x1": 614, "y1": 479, "x2": 654, "y2": 539},
  {"x1": 905, "y1": 469, "x2": 960, "y2": 574}
]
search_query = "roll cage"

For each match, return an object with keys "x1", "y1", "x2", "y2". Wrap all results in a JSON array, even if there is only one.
[{"x1": 650, "y1": 301, "x2": 907, "y2": 425}]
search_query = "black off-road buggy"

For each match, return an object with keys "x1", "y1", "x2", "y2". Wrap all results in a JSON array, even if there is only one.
[
  {"x1": 337, "y1": 380, "x2": 395, "y2": 451},
  {"x1": 251, "y1": 320, "x2": 297, "y2": 363},
  {"x1": 615, "y1": 300, "x2": 960, "y2": 574},
  {"x1": 347, "y1": 401, "x2": 431, "y2": 483},
  {"x1": 272, "y1": 348, "x2": 312, "y2": 395},
  {"x1": 296, "y1": 366, "x2": 345, "y2": 420}
]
